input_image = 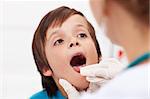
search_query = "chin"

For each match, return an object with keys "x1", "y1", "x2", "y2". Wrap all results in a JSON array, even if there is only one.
[{"x1": 73, "y1": 77, "x2": 89, "y2": 91}]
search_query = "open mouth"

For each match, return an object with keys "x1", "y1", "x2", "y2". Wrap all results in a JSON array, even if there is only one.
[{"x1": 70, "y1": 53, "x2": 86, "y2": 67}]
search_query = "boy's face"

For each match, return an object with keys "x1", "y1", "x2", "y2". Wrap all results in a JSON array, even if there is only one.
[{"x1": 45, "y1": 15, "x2": 98, "y2": 90}]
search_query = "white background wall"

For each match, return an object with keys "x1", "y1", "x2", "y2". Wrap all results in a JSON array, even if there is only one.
[{"x1": 1, "y1": 0, "x2": 125, "y2": 99}]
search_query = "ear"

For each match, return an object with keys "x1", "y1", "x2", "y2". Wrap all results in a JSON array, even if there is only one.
[{"x1": 42, "y1": 69, "x2": 52, "y2": 76}]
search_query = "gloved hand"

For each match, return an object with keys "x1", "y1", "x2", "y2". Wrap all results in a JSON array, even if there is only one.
[
  {"x1": 59, "y1": 58, "x2": 126, "y2": 98},
  {"x1": 80, "y1": 58, "x2": 126, "y2": 92},
  {"x1": 59, "y1": 79, "x2": 85, "y2": 99}
]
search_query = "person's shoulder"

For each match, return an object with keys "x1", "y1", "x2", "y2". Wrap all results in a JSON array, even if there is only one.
[
  {"x1": 97, "y1": 63, "x2": 149, "y2": 96},
  {"x1": 30, "y1": 90, "x2": 49, "y2": 99},
  {"x1": 81, "y1": 63, "x2": 150, "y2": 99},
  {"x1": 118, "y1": 62, "x2": 149, "y2": 80}
]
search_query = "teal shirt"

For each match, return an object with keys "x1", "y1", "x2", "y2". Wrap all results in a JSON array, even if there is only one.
[{"x1": 30, "y1": 90, "x2": 66, "y2": 99}]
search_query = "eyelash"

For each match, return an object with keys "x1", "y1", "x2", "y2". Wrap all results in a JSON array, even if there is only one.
[
  {"x1": 77, "y1": 33, "x2": 87, "y2": 38},
  {"x1": 53, "y1": 39, "x2": 64, "y2": 46},
  {"x1": 53, "y1": 33, "x2": 87, "y2": 46}
]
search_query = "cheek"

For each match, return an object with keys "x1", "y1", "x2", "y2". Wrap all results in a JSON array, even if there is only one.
[
  {"x1": 85, "y1": 40, "x2": 99, "y2": 63},
  {"x1": 106, "y1": 17, "x2": 120, "y2": 43},
  {"x1": 106, "y1": 19, "x2": 114, "y2": 38},
  {"x1": 45, "y1": 47, "x2": 68, "y2": 76}
]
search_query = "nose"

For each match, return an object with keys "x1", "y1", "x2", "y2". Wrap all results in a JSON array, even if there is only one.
[
  {"x1": 69, "y1": 42, "x2": 79, "y2": 47},
  {"x1": 69, "y1": 38, "x2": 79, "y2": 48}
]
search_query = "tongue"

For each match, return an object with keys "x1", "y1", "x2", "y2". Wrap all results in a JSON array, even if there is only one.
[{"x1": 73, "y1": 66, "x2": 81, "y2": 73}]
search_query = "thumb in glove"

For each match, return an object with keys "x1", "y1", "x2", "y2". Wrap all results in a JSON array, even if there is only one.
[{"x1": 59, "y1": 79, "x2": 80, "y2": 99}]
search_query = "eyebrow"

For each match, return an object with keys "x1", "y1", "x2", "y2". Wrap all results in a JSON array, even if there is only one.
[
  {"x1": 74, "y1": 24, "x2": 88, "y2": 33},
  {"x1": 46, "y1": 24, "x2": 87, "y2": 40},
  {"x1": 75, "y1": 24, "x2": 87, "y2": 29},
  {"x1": 46, "y1": 29, "x2": 60, "y2": 41}
]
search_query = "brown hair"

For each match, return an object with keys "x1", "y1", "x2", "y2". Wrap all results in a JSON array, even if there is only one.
[
  {"x1": 108, "y1": 0, "x2": 149, "y2": 26},
  {"x1": 32, "y1": 6, "x2": 101, "y2": 97}
]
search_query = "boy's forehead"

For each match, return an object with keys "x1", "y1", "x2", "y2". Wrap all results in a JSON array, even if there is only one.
[
  {"x1": 46, "y1": 15, "x2": 89, "y2": 39},
  {"x1": 62, "y1": 15, "x2": 88, "y2": 27}
]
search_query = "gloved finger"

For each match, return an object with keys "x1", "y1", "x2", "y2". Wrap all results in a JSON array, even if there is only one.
[
  {"x1": 80, "y1": 64, "x2": 104, "y2": 76},
  {"x1": 80, "y1": 64, "x2": 110, "y2": 79},
  {"x1": 80, "y1": 58, "x2": 125, "y2": 79},
  {"x1": 59, "y1": 79, "x2": 79, "y2": 98},
  {"x1": 99, "y1": 58, "x2": 125, "y2": 74},
  {"x1": 86, "y1": 76, "x2": 109, "y2": 83},
  {"x1": 87, "y1": 79, "x2": 109, "y2": 93}
]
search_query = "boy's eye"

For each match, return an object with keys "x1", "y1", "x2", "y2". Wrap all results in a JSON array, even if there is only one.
[
  {"x1": 77, "y1": 33, "x2": 87, "y2": 38},
  {"x1": 54, "y1": 39, "x2": 64, "y2": 46}
]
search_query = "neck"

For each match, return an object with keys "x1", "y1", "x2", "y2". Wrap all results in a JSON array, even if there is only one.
[
  {"x1": 124, "y1": 27, "x2": 149, "y2": 63},
  {"x1": 127, "y1": 45, "x2": 149, "y2": 63},
  {"x1": 52, "y1": 75, "x2": 68, "y2": 97}
]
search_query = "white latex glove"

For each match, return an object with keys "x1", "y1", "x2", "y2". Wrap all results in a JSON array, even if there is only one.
[
  {"x1": 80, "y1": 58, "x2": 126, "y2": 92},
  {"x1": 59, "y1": 79, "x2": 86, "y2": 99},
  {"x1": 59, "y1": 58, "x2": 126, "y2": 98}
]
